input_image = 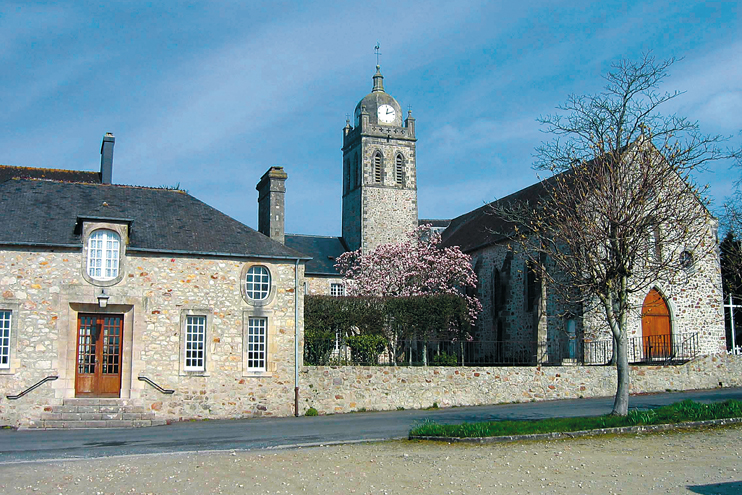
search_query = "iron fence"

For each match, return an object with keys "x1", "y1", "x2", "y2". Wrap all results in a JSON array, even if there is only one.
[
  {"x1": 304, "y1": 332, "x2": 699, "y2": 367},
  {"x1": 582, "y1": 332, "x2": 699, "y2": 365}
]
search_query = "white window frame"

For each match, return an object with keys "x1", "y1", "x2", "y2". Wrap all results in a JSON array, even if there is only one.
[
  {"x1": 330, "y1": 283, "x2": 345, "y2": 297},
  {"x1": 87, "y1": 229, "x2": 121, "y2": 281},
  {"x1": 245, "y1": 265, "x2": 271, "y2": 301},
  {"x1": 0, "y1": 310, "x2": 11, "y2": 369},
  {"x1": 184, "y1": 314, "x2": 207, "y2": 372},
  {"x1": 246, "y1": 317, "x2": 267, "y2": 372}
]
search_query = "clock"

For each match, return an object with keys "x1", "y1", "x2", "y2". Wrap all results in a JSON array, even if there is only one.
[{"x1": 377, "y1": 104, "x2": 396, "y2": 124}]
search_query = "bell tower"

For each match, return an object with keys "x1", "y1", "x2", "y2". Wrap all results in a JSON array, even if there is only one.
[{"x1": 341, "y1": 64, "x2": 418, "y2": 252}]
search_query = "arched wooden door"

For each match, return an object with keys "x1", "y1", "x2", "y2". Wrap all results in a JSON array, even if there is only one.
[{"x1": 641, "y1": 289, "x2": 672, "y2": 360}]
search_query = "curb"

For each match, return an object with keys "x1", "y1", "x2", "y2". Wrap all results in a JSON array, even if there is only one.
[{"x1": 409, "y1": 416, "x2": 742, "y2": 444}]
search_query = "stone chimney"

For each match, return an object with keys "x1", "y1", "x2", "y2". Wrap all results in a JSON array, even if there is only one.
[
  {"x1": 100, "y1": 133, "x2": 115, "y2": 184},
  {"x1": 256, "y1": 166, "x2": 288, "y2": 244}
]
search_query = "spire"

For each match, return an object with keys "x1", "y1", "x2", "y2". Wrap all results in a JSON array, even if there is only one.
[{"x1": 372, "y1": 65, "x2": 385, "y2": 93}]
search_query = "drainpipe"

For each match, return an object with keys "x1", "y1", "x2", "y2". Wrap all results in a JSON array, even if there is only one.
[{"x1": 294, "y1": 258, "x2": 300, "y2": 416}]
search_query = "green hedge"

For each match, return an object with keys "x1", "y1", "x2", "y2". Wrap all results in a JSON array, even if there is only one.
[{"x1": 304, "y1": 294, "x2": 471, "y2": 366}]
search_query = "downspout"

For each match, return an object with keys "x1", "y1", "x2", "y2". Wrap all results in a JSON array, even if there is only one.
[{"x1": 294, "y1": 258, "x2": 300, "y2": 417}]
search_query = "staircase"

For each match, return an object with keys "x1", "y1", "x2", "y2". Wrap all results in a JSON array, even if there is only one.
[{"x1": 33, "y1": 398, "x2": 167, "y2": 429}]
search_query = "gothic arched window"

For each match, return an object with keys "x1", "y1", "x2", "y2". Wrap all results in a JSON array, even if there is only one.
[
  {"x1": 373, "y1": 152, "x2": 383, "y2": 183},
  {"x1": 354, "y1": 154, "x2": 360, "y2": 187},
  {"x1": 395, "y1": 154, "x2": 405, "y2": 186}
]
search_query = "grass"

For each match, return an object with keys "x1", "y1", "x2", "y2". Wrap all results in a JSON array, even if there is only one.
[{"x1": 409, "y1": 399, "x2": 742, "y2": 438}]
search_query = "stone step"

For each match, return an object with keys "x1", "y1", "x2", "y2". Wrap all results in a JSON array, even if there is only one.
[{"x1": 31, "y1": 398, "x2": 164, "y2": 429}]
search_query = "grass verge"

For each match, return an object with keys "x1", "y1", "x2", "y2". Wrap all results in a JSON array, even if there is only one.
[{"x1": 409, "y1": 399, "x2": 742, "y2": 438}]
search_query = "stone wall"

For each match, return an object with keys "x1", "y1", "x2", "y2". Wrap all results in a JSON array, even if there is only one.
[
  {"x1": 0, "y1": 246, "x2": 303, "y2": 427},
  {"x1": 299, "y1": 354, "x2": 742, "y2": 415},
  {"x1": 305, "y1": 275, "x2": 346, "y2": 296}
]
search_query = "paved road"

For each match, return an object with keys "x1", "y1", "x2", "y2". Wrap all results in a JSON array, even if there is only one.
[{"x1": 1, "y1": 387, "x2": 740, "y2": 464}]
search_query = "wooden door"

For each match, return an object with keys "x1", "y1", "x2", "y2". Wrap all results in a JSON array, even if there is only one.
[
  {"x1": 75, "y1": 314, "x2": 123, "y2": 397},
  {"x1": 641, "y1": 289, "x2": 671, "y2": 360}
]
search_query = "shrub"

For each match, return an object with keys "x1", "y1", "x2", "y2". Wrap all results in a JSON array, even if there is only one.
[
  {"x1": 346, "y1": 334, "x2": 387, "y2": 365},
  {"x1": 305, "y1": 407, "x2": 318, "y2": 417},
  {"x1": 432, "y1": 352, "x2": 459, "y2": 366}
]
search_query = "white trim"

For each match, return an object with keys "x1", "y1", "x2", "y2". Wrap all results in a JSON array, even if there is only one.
[
  {"x1": 0, "y1": 310, "x2": 12, "y2": 369},
  {"x1": 184, "y1": 315, "x2": 207, "y2": 371},
  {"x1": 245, "y1": 317, "x2": 267, "y2": 372}
]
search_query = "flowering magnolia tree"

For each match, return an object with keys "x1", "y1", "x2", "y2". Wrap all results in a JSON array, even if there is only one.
[{"x1": 335, "y1": 225, "x2": 482, "y2": 324}]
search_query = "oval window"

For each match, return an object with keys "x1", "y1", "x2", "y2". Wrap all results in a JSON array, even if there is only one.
[{"x1": 245, "y1": 265, "x2": 271, "y2": 300}]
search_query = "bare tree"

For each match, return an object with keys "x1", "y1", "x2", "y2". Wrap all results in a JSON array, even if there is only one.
[{"x1": 496, "y1": 54, "x2": 727, "y2": 415}]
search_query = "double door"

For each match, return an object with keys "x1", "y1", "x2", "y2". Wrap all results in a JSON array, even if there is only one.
[{"x1": 75, "y1": 314, "x2": 123, "y2": 397}]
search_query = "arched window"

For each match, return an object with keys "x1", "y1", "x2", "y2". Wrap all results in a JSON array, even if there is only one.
[
  {"x1": 395, "y1": 154, "x2": 405, "y2": 185},
  {"x1": 87, "y1": 229, "x2": 120, "y2": 280},
  {"x1": 353, "y1": 153, "x2": 361, "y2": 189},
  {"x1": 373, "y1": 152, "x2": 382, "y2": 183},
  {"x1": 343, "y1": 159, "x2": 349, "y2": 194},
  {"x1": 245, "y1": 265, "x2": 271, "y2": 300}
]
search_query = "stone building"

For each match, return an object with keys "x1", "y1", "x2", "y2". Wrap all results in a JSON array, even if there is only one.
[
  {"x1": 286, "y1": 65, "x2": 420, "y2": 298},
  {"x1": 0, "y1": 138, "x2": 309, "y2": 428},
  {"x1": 440, "y1": 168, "x2": 727, "y2": 363}
]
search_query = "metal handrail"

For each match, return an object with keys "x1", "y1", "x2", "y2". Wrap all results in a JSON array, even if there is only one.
[
  {"x1": 5, "y1": 375, "x2": 58, "y2": 400},
  {"x1": 138, "y1": 376, "x2": 175, "y2": 394}
]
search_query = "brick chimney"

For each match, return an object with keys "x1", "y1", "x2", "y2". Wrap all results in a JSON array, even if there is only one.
[
  {"x1": 100, "y1": 133, "x2": 115, "y2": 184},
  {"x1": 256, "y1": 166, "x2": 288, "y2": 244}
]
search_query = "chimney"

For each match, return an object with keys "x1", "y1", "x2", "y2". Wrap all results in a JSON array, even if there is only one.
[
  {"x1": 100, "y1": 133, "x2": 115, "y2": 184},
  {"x1": 256, "y1": 166, "x2": 288, "y2": 244}
]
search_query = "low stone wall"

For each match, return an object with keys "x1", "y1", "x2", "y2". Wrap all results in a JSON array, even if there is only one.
[{"x1": 299, "y1": 354, "x2": 742, "y2": 415}]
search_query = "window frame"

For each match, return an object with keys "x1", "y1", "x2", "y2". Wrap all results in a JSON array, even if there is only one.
[
  {"x1": 241, "y1": 263, "x2": 277, "y2": 306},
  {"x1": 245, "y1": 316, "x2": 268, "y2": 372},
  {"x1": 330, "y1": 283, "x2": 346, "y2": 297},
  {"x1": 373, "y1": 151, "x2": 383, "y2": 183},
  {"x1": 395, "y1": 154, "x2": 405, "y2": 186},
  {"x1": 81, "y1": 221, "x2": 128, "y2": 287},
  {"x1": 184, "y1": 314, "x2": 207, "y2": 372},
  {"x1": 0, "y1": 310, "x2": 12, "y2": 370},
  {"x1": 87, "y1": 229, "x2": 121, "y2": 281},
  {"x1": 0, "y1": 302, "x2": 19, "y2": 374},
  {"x1": 245, "y1": 265, "x2": 271, "y2": 300},
  {"x1": 179, "y1": 309, "x2": 212, "y2": 376}
]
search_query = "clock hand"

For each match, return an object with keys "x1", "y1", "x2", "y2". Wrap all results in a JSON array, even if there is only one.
[{"x1": 386, "y1": 109, "x2": 393, "y2": 114}]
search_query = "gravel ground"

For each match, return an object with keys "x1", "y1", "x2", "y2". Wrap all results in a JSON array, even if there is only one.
[{"x1": 0, "y1": 425, "x2": 740, "y2": 494}]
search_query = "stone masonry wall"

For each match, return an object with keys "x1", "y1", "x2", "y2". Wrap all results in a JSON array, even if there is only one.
[
  {"x1": 0, "y1": 246, "x2": 303, "y2": 427},
  {"x1": 300, "y1": 353, "x2": 742, "y2": 415}
]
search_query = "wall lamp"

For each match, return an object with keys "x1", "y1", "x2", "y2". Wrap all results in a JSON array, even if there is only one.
[{"x1": 97, "y1": 288, "x2": 110, "y2": 308}]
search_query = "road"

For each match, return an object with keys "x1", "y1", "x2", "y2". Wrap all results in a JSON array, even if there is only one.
[{"x1": 1, "y1": 387, "x2": 740, "y2": 464}]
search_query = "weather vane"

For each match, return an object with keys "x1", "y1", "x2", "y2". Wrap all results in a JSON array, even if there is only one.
[{"x1": 374, "y1": 42, "x2": 381, "y2": 67}]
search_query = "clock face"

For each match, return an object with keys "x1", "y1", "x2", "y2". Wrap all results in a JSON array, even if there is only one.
[{"x1": 377, "y1": 104, "x2": 396, "y2": 124}]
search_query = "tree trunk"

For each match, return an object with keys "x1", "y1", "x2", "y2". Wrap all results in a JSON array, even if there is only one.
[{"x1": 611, "y1": 333, "x2": 630, "y2": 415}]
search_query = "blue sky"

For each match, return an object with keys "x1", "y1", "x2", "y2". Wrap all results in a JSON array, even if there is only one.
[{"x1": 1, "y1": 1, "x2": 740, "y2": 236}]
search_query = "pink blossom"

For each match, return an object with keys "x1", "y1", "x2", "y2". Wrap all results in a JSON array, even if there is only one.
[{"x1": 335, "y1": 225, "x2": 482, "y2": 322}]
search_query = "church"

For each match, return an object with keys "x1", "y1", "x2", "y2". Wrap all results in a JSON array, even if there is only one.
[
  {"x1": 0, "y1": 63, "x2": 729, "y2": 428},
  {"x1": 282, "y1": 65, "x2": 727, "y2": 363}
]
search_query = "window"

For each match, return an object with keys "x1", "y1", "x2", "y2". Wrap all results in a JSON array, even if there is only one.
[
  {"x1": 330, "y1": 283, "x2": 345, "y2": 297},
  {"x1": 87, "y1": 229, "x2": 120, "y2": 280},
  {"x1": 245, "y1": 265, "x2": 271, "y2": 300},
  {"x1": 184, "y1": 315, "x2": 206, "y2": 371},
  {"x1": 680, "y1": 250, "x2": 694, "y2": 270},
  {"x1": 0, "y1": 310, "x2": 11, "y2": 369},
  {"x1": 526, "y1": 261, "x2": 541, "y2": 312},
  {"x1": 354, "y1": 154, "x2": 360, "y2": 187},
  {"x1": 373, "y1": 152, "x2": 382, "y2": 183},
  {"x1": 246, "y1": 317, "x2": 267, "y2": 371},
  {"x1": 395, "y1": 154, "x2": 405, "y2": 185}
]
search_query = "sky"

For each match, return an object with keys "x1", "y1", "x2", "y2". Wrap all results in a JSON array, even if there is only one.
[{"x1": 1, "y1": 1, "x2": 740, "y2": 237}]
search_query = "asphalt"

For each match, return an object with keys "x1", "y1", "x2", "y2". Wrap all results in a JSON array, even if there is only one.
[{"x1": 1, "y1": 387, "x2": 740, "y2": 464}]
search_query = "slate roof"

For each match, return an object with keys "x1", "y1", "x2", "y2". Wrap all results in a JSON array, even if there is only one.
[
  {"x1": 0, "y1": 165, "x2": 101, "y2": 184},
  {"x1": 284, "y1": 234, "x2": 348, "y2": 275},
  {"x1": 0, "y1": 178, "x2": 309, "y2": 260},
  {"x1": 441, "y1": 177, "x2": 554, "y2": 253}
]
